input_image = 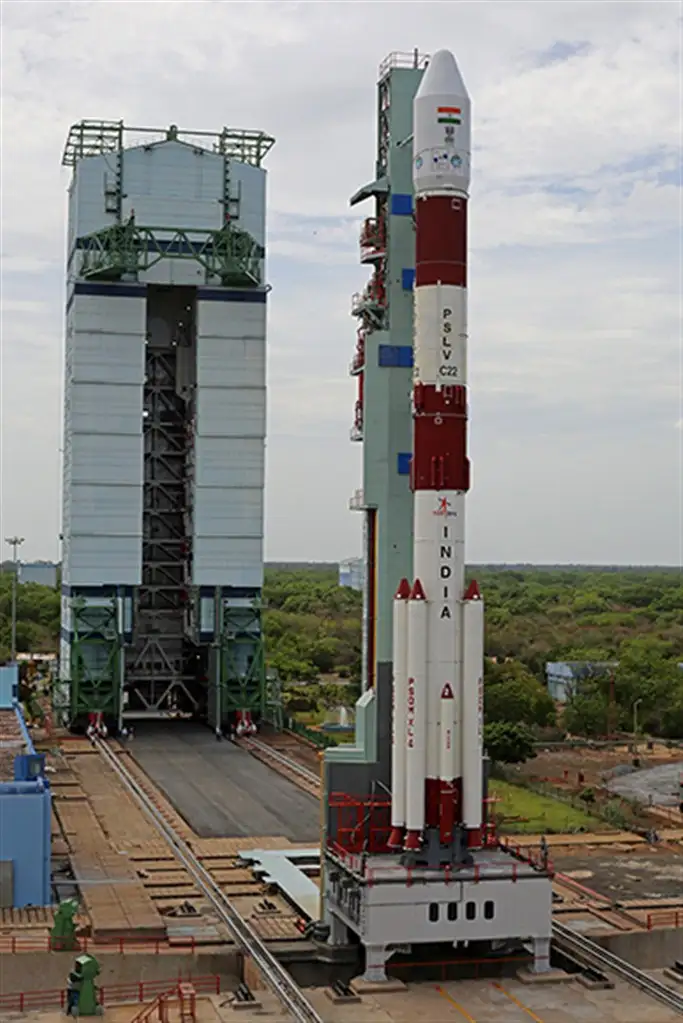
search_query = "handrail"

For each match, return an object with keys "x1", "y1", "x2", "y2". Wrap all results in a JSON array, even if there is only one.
[
  {"x1": 129, "y1": 990, "x2": 171, "y2": 1023},
  {"x1": 0, "y1": 934, "x2": 192, "y2": 954},
  {"x1": 94, "y1": 739, "x2": 324, "y2": 1023},
  {"x1": 0, "y1": 976, "x2": 220, "y2": 1013},
  {"x1": 646, "y1": 909, "x2": 681, "y2": 930}
]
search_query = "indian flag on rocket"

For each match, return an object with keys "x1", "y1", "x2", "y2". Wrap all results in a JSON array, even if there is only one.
[{"x1": 437, "y1": 105, "x2": 461, "y2": 125}]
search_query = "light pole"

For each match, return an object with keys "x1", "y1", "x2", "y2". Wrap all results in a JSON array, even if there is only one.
[
  {"x1": 633, "y1": 697, "x2": 643, "y2": 744},
  {"x1": 4, "y1": 536, "x2": 25, "y2": 662}
]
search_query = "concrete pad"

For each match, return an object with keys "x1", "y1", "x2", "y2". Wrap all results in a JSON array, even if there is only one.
[
  {"x1": 350, "y1": 977, "x2": 407, "y2": 994},
  {"x1": 131, "y1": 723, "x2": 319, "y2": 840},
  {"x1": 516, "y1": 965, "x2": 576, "y2": 984}
]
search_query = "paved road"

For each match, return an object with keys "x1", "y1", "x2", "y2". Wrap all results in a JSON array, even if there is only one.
[
  {"x1": 607, "y1": 761, "x2": 683, "y2": 806},
  {"x1": 131, "y1": 723, "x2": 320, "y2": 841}
]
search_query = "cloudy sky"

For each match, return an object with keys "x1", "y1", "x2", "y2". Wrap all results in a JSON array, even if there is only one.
[{"x1": 1, "y1": 0, "x2": 681, "y2": 566}]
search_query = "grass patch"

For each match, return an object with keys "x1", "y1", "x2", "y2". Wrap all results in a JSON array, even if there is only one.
[{"x1": 489, "y1": 779, "x2": 603, "y2": 834}]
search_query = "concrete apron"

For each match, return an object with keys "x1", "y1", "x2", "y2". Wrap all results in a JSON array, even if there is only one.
[{"x1": 594, "y1": 927, "x2": 683, "y2": 970}]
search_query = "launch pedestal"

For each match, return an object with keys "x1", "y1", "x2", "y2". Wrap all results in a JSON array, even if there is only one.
[{"x1": 324, "y1": 844, "x2": 553, "y2": 984}]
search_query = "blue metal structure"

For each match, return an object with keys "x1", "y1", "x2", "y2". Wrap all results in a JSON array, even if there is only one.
[{"x1": 0, "y1": 700, "x2": 51, "y2": 908}]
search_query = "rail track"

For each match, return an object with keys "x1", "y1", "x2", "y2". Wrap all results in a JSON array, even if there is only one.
[
  {"x1": 553, "y1": 920, "x2": 683, "y2": 1015},
  {"x1": 94, "y1": 739, "x2": 325, "y2": 1023},
  {"x1": 239, "y1": 735, "x2": 321, "y2": 796}
]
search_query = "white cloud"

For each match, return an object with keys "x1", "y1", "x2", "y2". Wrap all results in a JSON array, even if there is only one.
[{"x1": 0, "y1": 0, "x2": 681, "y2": 564}]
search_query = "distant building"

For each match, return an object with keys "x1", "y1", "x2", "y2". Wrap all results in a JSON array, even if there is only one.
[
  {"x1": 546, "y1": 661, "x2": 618, "y2": 704},
  {"x1": 339, "y1": 558, "x2": 365, "y2": 591},
  {"x1": 18, "y1": 563, "x2": 57, "y2": 588}
]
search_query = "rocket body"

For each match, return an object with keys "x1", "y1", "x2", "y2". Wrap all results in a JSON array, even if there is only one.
[{"x1": 389, "y1": 49, "x2": 485, "y2": 854}]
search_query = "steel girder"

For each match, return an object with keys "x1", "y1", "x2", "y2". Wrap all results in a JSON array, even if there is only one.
[
  {"x1": 76, "y1": 222, "x2": 264, "y2": 287},
  {"x1": 125, "y1": 337, "x2": 198, "y2": 715}
]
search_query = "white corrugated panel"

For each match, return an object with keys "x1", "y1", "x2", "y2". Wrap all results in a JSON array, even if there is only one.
[
  {"x1": 194, "y1": 489, "x2": 263, "y2": 537},
  {"x1": 70, "y1": 484, "x2": 142, "y2": 535},
  {"x1": 70, "y1": 384, "x2": 142, "y2": 435},
  {"x1": 70, "y1": 154, "x2": 118, "y2": 241},
  {"x1": 193, "y1": 539, "x2": 264, "y2": 589},
  {"x1": 197, "y1": 387, "x2": 266, "y2": 437},
  {"x1": 63, "y1": 293, "x2": 144, "y2": 587},
  {"x1": 196, "y1": 337, "x2": 265, "y2": 389},
  {"x1": 67, "y1": 537, "x2": 142, "y2": 586},
  {"x1": 194, "y1": 438, "x2": 263, "y2": 488},
  {"x1": 120, "y1": 142, "x2": 224, "y2": 231},
  {"x1": 70, "y1": 434, "x2": 142, "y2": 485},
  {"x1": 71, "y1": 294, "x2": 146, "y2": 334},
  {"x1": 230, "y1": 163, "x2": 266, "y2": 249},
  {"x1": 193, "y1": 299, "x2": 266, "y2": 588},
  {"x1": 198, "y1": 302, "x2": 266, "y2": 340},
  {"x1": 69, "y1": 334, "x2": 143, "y2": 384}
]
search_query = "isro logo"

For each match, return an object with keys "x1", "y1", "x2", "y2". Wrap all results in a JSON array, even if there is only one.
[{"x1": 433, "y1": 497, "x2": 458, "y2": 518}]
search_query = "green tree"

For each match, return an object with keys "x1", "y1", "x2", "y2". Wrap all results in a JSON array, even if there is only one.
[
  {"x1": 484, "y1": 721, "x2": 536, "y2": 764},
  {"x1": 484, "y1": 660, "x2": 556, "y2": 728},
  {"x1": 563, "y1": 685, "x2": 610, "y2": 737}
]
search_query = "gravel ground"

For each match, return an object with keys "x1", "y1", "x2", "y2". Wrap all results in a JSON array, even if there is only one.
[{"x1": 607, "y1": 761, "x2": 683, "y2": 806}]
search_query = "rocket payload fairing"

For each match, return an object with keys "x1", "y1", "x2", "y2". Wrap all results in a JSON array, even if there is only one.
[{"x1": 389, "y1": 50, "x2": 485, "y2": 856}]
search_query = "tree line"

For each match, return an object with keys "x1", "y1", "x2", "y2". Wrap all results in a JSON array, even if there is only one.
[{"x1": 1, "y1": 564, "x2": 681, "y2": 748}]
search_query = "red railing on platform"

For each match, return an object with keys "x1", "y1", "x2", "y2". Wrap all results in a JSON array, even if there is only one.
[
  {"x1": 328, "y1": 792, "x2": 392, "y2": 854},
  {"x1": 498, "y1": 838, "x2": 554, "y2": 876},
  {"x1": 646, "y1": 909, "x2": 682, "y2": 931},
  {"x1": 0, "y1": 975, "x2": 220, "y2": 1013},
  {"x1": 129, "y1": 991, "x2": 172, "y2": 1023},
  {"x1": 390, "y1": 954, "x2": 533, "y2": 981},
  {"x1": 0, "y1": 933, "x2": 197, "y2": 954}
]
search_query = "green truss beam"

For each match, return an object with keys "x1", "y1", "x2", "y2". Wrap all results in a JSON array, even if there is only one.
[{"x1": 77, "y1": 223, "x2": 264, "y2": 287}]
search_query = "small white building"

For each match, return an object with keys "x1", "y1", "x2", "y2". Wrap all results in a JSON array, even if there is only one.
[
  {"x1": 18, "y1": 563, "x2": 57, "y2": 589},
  {"x1": 546, "y1": 661, "x2": 618, "y2": 704},
  {"x1": 339, "y1": 558, "x2": 365, "y2": 591}
]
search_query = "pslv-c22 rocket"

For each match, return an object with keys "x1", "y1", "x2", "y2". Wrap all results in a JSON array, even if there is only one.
[{"x1": 388, "y1": 50, "x2": 485, "y2": 858}]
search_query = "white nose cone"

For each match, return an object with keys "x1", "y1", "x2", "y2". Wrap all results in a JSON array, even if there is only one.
[{"x1": 413, "y1": 49, "x2": 471, "y2": 197}]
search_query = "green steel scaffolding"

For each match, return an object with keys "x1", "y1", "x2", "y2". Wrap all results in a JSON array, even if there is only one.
[
  {"x1": 77, "y1": 222, "x2": 264, "y2": 287},
  {"x1": 68, "y1": 599, "x2": 122, "y2": 723},
  {"x1": 213, "y1": 599, "x2": 267, "y2": 725},
  {"x1": 62, "y1": 120, "x2": 275, "y2": 169}
]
